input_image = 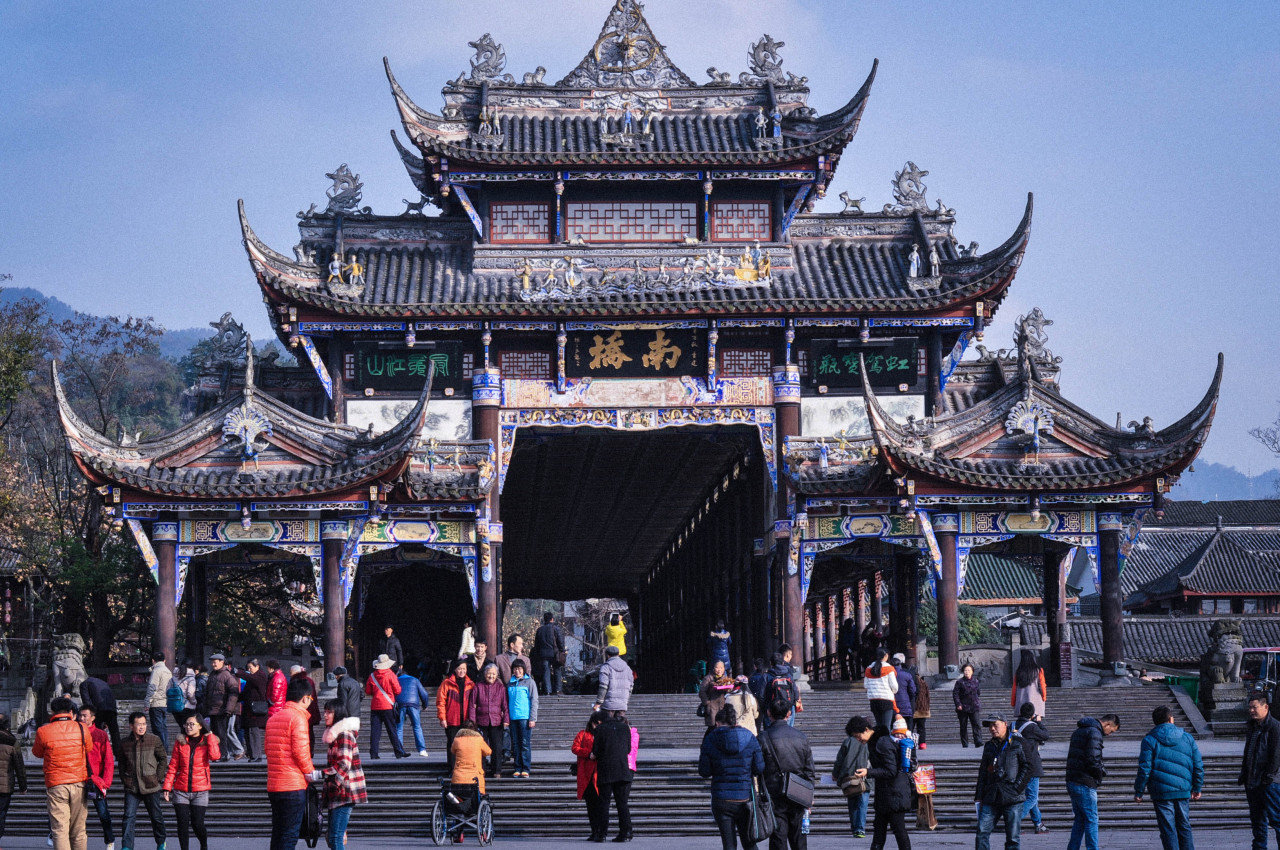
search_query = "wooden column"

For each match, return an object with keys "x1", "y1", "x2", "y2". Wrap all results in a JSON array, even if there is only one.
[
  {"x1": 772, "y1": 362, "x2": 804, "y2": 657},
  {"x1": 934, "y1": 514, "x2": 960, "y2": 673},
  {"x1": 925, "y1": 330, "x2": 944, "y2": 418},
  {"x1": 152, "y1": 522, "x2": 178, "y2": 668},
  {"x1": 900, "y1": 551, "x2": 920, "y2": 668},
  {"x1": 826, "y1": 595, "x2": 839, "y2": 678},
  {"x1": 869, "y1": 571, "x2": 883, "y2": 633},
  {"x1": 1098, "y1": 518, "x2": 1125, "y2": 665},
  {"x1": 183, "y1": 559, "x2": 208, "y2": 664},
  {"x1": 854, "y1": 578, "x2": 867, "y2": 639},
  {"x1": 321, "y1": 522, "x2": 346, "y2": 673},
  {"x1": 1042, "y1": 547, "x2": 1063, "y2": 687},
  {"x1": 472, "y1": 367, "x2": 502, "y2": 651}
]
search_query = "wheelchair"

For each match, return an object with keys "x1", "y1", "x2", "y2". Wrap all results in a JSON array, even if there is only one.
[{"x1": 431, "y1": 778, "x2": 493, "y2": 845}]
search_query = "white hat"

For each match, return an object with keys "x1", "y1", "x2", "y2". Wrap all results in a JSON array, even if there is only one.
[
  {"x1": 373, "y1": 654, "x2": 394, "y2": 670},
  {"x1": 891, "y1": 652, "x2": 906, "y2": 665},
  {"x1": 289, "y1": 664, "x2": 304, "y2": 675}
]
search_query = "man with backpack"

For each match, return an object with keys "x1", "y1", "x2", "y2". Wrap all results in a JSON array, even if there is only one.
[
  {"x1": 763, "y1": 652, "x2": 799, "y2": 729},
  {"x1": 974, "y1": 713, "x2": 1031, "y2": 850},
  {"x1": 145, "y1": 651, "x2": 173, "y2": 750}
]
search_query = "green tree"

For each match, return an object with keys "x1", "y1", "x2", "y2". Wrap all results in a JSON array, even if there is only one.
[{"x1": 916, "y1": 597, "x2": 1000, "y2": 646}]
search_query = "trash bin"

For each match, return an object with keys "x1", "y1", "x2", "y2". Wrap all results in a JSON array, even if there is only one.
[{"x1": 1167, "y1": 675, "x2": 1199, "y2": 705}]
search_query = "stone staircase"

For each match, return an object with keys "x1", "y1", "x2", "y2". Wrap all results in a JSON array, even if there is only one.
[{"x1": 1, "y1": 683, "x2": 1228, "y2": 839}]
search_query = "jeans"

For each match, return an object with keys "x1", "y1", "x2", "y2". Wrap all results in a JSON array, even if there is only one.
[
  {"x1": 1021, "y1": 776, "x2": 1042, "y2": 826},
  {"x1": 326, "y1": 803, "x2": 353, "y2": 850},
  {"x1": 977, "y1": 802, "x2": 1022, "y2": 850},
  {"x1": 957, "y1": 710, "x2": 981, "y2": 747},
  {"x1": 539, "y1": 658, "x2": 562, "y2": 695},
  {"x1": 1153, "y1": 798, "x2": 1194, "y2": 850},
  {"x1": 711, "y1": 799, "x2": 755, "y2": 850},
  {"x1": 869, "y1": 699, "x2": 895, "y2": 731},
  {"x1": 369, "y1": 708, "x2": 405, "y2": 758},
  {"x1": 913, "y1": 717, "x2": 926, "y2": 745},
  {"x1": 394, "y1": 704, "x2": 426, "y2": 752},
  {"x1": 91, "y1": 793, "x2": 115, "y2": 844},
  {"x1": 268, "y1": 788, "x2": 307, "y2": 850},
  {"x1": 846, "y1": 792, "x2": 869, "y2": 835},
  {"x1": 1247, "y1": 784, "x2": 1280, "y2": 850},
  {"x1": 98, "y1": 711, "x2": 123, "y2": 760},
  {"x1": 1066, "y1": 783, "x2": 1099, "y2": 850},
  {"x1": 123, "y1": 790, "x2": 167, "y2": 849},
  {"x1": 510, "y1": 719, "x2": 532, "y2": 772},
  {"x1": 598, "y1": 780, "x2": 632, "y2": 838},
  {"x1": 869, "y1": 806, "x2": 909, "y2": 850},
  {"x1": 149, "y1": 706, "x2": 170, "y2": 749},
  {"x1": 225, "y1": 714, "x2": 246, "y2": 756}
]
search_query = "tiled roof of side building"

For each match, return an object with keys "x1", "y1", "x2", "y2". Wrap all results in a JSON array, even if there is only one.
[
  {"x1": 1021, "y1": 615, "x2": 1280, "y2": 665},
  {"x1": 1126, "y1": 531, "x2": 1280, "y2": 606},
  {"x1": 1151, "y1": 499, "x2": 1280, "y2": 527},
  {"x1": 959, "y1": 553, "x2": 1078, "y2": 603}
]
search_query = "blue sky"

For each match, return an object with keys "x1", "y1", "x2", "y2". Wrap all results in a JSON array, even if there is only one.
[{"x1": 3, "y1": 1, "x2": 1278, "y2": 471}]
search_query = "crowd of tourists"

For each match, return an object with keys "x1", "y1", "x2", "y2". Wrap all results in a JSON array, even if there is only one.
[{"x1": 11, "y1": 624, "x2": 1280, "y2": 850}]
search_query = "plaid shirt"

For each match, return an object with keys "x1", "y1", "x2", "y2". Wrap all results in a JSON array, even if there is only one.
[{"x1": 322, "y1": 719, "x2": 367, "y2": 810}]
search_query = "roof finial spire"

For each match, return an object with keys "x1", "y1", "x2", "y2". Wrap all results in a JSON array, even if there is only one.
[{"x1": 243, "y1": 334, "x2": 256, "y2": 399}]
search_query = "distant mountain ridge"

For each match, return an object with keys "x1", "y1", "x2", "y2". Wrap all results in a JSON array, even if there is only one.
[
  {"x1": 1, "y1": 286, "x2": 213, "y2": 359},
  {"x1": 1171, "y1": 461, "x2": 1280, "y2": 502}
]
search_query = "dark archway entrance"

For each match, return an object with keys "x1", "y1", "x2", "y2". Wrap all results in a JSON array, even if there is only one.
[
  {"x1": 500, "y1": 425, "x2": 771, "y2": 690},
  {"x1": 355, "y1": 548, "x2": 472, "y2": 683}
]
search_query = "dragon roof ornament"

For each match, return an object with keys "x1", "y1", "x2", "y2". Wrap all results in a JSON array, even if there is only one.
[
  {"x1": 452, "y1": 33, "x2": 516, "y2": 86},
  {"x1": 557, "y1": 0, "x2": 694, "y2": 89},
  {"x1": 739, "y1": 35, "x2": 807, "y2": 87},
  {"x1": 299, "y1": 164, "x2": 372, "y2": 218}
]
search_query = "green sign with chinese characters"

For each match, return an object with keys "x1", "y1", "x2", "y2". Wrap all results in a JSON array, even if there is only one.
[
  {"x1": 809, "y1": 338, "x2": 919, "y2": 388},
  {"x1": 354, "y1": 341, "x2": 465, "y2": 391}
]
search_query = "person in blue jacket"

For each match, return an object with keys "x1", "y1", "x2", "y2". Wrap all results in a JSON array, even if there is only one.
[
  {"x1": 394, "y1": 662, "x2": 432, "y2": 758},
  {"x1": 507, "y1": 659, "x2": 539, "y2": 777},
  {"x1": 1134, "y1": 705, "x2": 1203, "y2": 850},
  {"x1": 699, "y1": 703, "x2": 764, "y2": 850}
]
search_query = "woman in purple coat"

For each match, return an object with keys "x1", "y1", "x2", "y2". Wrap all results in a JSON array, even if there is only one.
[{"x1": 952, "y1": 663, "x2": 982, "y2": 747}]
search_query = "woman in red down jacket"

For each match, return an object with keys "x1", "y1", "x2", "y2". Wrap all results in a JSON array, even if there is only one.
[
  {"x1": 163, "y1": 712, "x2": 221, "y2": 850},
  {"x1": 572, "y1": 710, "x2": 609, "y2": 842},
  {"x1": 266, "y1": 660, "x2": 289, "y2": 717},
  {"x1": 466, "y1": 663, "x2": 508, "y2": 778}
]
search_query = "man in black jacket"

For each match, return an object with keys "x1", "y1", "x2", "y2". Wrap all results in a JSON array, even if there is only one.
[
  {"x1": 80, "y1": 675, "x2": 122, "y2": 756},
  {"x1": 379, "y1": 625, "x2": 404, "y2": 669},
  {"x1": 592, "y1": 711, "x2": 635, "y2": 842},
  {"x1": 1241, "y1": 693, "x2": 1280, "y2": 850},
  {"x1": 974, "y1": 713, "x2": 1031, "y2": 850},
  {"x1": 532, "y1": 612, "x2": 566, "y2": 695},
  {"x1": 1064, "y1": 713, "x2": 1119, "y2": 850},
  {"x1": 760, "y1": 698, "x2": 817, "y2": 850}
]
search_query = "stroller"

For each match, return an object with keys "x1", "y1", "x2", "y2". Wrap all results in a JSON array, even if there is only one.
[{"x1": 431, "y1": 778, "x2": 493, "y2": 846}]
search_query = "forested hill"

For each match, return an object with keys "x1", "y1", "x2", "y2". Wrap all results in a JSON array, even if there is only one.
[
  {"x1": 0, "y1": 286, "x2": 214, "y2": 359},
  {"x1": 1171, "y1": 461, "x2": 1279, "y2": 502}
]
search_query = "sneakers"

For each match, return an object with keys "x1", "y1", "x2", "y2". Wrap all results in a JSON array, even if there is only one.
[
  {"x1": 106, "y1": 843, "x2": 115, "y2": 850},
  {"x1": 853, "y1": 831, "x2": 866, "y2": 838},
  {"x1": 918, "y1": 742, "x2": 927, "y2": 750},
  {"x1": 418, "y1": 749, "x2": 430, "y2": 757},
  {"x1": 1035, "y1": 824, "x2": 1049, "y2": 834}
]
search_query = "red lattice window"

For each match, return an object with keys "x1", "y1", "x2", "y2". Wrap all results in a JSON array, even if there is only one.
[
  {"x1": 498, "y1": 350, "x2": 551, "y2": 380},
  {"x1": 720, "y1": 348, "x2": 773, "y2": 377},
  {"x1": 711, "y1": 201, "x2": 771, "y2": 242},
  {"x1": 565, "y1": 202, "x2": 696, "y2": 243},
  {"x1": 490, "y1": 203, "x2": 550, "y2": 244}
]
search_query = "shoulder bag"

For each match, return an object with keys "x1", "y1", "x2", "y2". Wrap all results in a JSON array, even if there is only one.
[
  {"x1": 839, "y1": 774, "x2": 868, "y2": 797},
  {"x1": 747, "y1": 776, "x2": 777, "y2": 845},
  {"x1": 761, "y1": 730, "x2": 815, "y2": 808}
]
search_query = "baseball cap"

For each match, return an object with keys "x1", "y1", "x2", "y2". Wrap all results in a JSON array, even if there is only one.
[{"x1": 981, "y1": 712, "x2": 1007, "y2": 727}]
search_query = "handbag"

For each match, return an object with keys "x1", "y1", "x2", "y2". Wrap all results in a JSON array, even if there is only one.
[
  {"x1": 249, "y1": 700, "x2": 270, "y2": 715},
  {"x1": 839, "y1": 775, "x2": 868, "y2": 797},
  {"x1": 555, "y1": 649, "x2": 568, "y2": 667},
  {"x1": 696, "y1": 703, "x2": 708, "y2": 718},
  {"x1": 747, "y1": 777, "x2": 777, "y2": 845},
  {"x1": 569, "y1": 760, "x2": 579, "y2": 777},
  {"x1": 761, "y1": 729, "x2": 815, "y2": 808}
]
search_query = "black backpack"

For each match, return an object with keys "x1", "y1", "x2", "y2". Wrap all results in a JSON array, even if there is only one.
[
  {"x1": 301, "y1": 781, "x2": 323, "y2": 847},
  {"x1": 765, "y1": 673, "x2": 795, "y2": 708}
]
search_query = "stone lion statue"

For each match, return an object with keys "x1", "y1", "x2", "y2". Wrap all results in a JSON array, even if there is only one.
[
  {"x1": 50, "y1": 633, "x2": 88, "y2": 699},
  {"x1": 1199, "y1": 618, "x2": 1244, "y2": 685}
]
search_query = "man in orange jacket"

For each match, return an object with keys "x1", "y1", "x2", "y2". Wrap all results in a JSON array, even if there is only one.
[
  {"x1": 33, "y1": 696, "x2": 91, "y2": 850},
  {"x1": 265, "y1": 678, "x2": 322, "y2": 850}
]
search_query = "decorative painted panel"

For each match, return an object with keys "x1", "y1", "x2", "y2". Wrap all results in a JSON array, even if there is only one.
[
  {"x1": 359, "y1": 520, "x2": 471, "y2": 545},
  {"x1": 565, "y1": 202, "x2": 696, "y2": 243},
  {"x1": 180, "y1": 519, "x2": 319, "y2": 545},
  {"x1": 710, "y1": 202, "x2": 771, "y2": 242},
  {"x1": 960, "y1": 510, "x2": 1094, "y2": 535},
  {"x1": 490, "y1": 203, "x2": 550, "y2": 244},
  {"x1": 502, "y1": 376, "x2": 772, "y2": 408},
  {"x1": 799, "y1": 396, "x2": 926, "y2": 439}
]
